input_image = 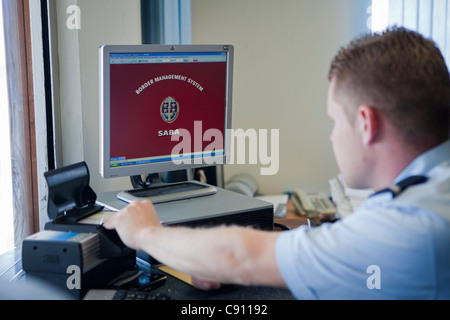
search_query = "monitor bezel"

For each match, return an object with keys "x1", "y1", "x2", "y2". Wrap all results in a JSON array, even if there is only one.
[{"x1": 99, "y1": 44, "x2": 234, "y2": 179}]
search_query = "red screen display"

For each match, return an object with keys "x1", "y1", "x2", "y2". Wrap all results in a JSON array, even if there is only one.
[{"x1": 109, "y1": 60, "x2": 227, "y2": 162}]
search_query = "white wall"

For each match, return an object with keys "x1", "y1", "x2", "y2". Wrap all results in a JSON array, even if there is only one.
[
  {"x1": 53, "y1": 0, "x2": 370, "y2": 200},
  {"x1": 191, "y1": 0, "x2": 370, "y2": 194},
  {"x1": 55, "y1": 0, "x2": 141, "y2": 194}
]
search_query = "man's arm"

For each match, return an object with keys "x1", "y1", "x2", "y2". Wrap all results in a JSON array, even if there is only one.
[{"x1": 103, "y1": 200, "x2": 286, "y2": 288}]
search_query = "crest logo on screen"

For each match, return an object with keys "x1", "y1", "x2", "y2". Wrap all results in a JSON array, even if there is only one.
[{"x1": 160, "y1": 96, "x2": 180, "y2": 123}]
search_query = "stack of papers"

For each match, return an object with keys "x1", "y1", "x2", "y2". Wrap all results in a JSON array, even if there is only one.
[{"x1": 329, "y1": 174, "x2": 373, "y2": 218}]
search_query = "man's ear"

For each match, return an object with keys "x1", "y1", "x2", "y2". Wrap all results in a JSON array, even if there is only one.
[{"x1": 356, "y1": 105, "x2": 379, "y2": 145}]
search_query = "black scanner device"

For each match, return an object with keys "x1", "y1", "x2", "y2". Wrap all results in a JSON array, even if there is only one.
[
  {"x1": 22, "y1": 162, "x2": 135, "y2": 298},
  {"x1": 42, "y1": 161, "x2": 132, "y2": 258},
  {"x1": 45, "y1": 160, "x2": 104, "y2": 223}
]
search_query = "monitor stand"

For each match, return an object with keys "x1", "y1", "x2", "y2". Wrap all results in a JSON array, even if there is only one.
[{"x1": 117, "y1": 180, "x2": 217, "y2": 205}]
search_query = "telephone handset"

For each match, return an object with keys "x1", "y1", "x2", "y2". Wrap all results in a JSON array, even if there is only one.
[{"x1": 291, "y1": 189, "x2": 336, "y2": 218}]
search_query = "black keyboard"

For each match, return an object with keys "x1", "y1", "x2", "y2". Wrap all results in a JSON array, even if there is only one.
[{"x1": 83, "y1": 289, "x2": 173, "y2": 300}]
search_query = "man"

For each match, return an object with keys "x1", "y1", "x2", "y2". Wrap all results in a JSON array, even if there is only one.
[{"x1": 104, "y1": 27, "x2": 450, "y2": 299}]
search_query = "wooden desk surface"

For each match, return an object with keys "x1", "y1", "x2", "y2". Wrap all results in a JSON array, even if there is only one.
[{"x1": 274, "y1": 200, "x2": 308, "y2": 230}]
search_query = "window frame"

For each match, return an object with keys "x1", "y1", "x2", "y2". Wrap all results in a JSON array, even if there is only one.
[{"x1": 2, "y1": 0, "x2": 40, "y2": 245}]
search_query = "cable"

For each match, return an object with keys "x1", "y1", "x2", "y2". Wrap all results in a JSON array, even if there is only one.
[{"x1": 273, "y1": 222, "x2": 291, "y2": 231}]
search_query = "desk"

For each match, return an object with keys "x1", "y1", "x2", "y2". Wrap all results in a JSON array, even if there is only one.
[
  {"x1": 0, "y1": 247, "x2": 294, "y2": 300},
  {"x1": 0, "y1": 249, "x2": 294, "y2": 300},
  {"x1": 274, "y1": 200, "x2": 309, "y2": 230},
  {"x1": 0, "y1": 202, "x2": 300, "y2": 300}
]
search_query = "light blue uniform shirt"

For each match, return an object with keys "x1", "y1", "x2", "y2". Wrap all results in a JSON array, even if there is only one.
[{"x1": 276, "y1": 140, "x2": 450, "y2": 299}]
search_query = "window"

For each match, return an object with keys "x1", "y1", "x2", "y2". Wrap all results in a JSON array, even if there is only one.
[
  {"x1": 141, "y1": 0, "x2": 191, "y2": 44},
  {"x1": 1, "y1": 0, "x2": 39, "y2": 254},
  {"x1": 370, "y1": 0, "x2": 389, "y2": 32},
  {"x1": 0, "y1": 3, "x2": 14, "y2": 255},
  {"x1": 370, "y1": 0, "x2": 450, "y2": 66}
]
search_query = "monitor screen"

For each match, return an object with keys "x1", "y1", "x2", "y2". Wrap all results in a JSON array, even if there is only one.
[{"x1": 99, "y1": 45, "x2": 233, "y2": 179}]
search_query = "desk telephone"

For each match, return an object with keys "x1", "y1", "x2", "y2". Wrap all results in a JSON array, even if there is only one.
[{"x1": 291, "y1": 189, "x2": 336, "y2": 218}]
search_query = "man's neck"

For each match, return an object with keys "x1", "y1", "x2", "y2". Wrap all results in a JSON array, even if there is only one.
[{"x1": 369, "y1": 138, "x2": 427, "y2": 190}]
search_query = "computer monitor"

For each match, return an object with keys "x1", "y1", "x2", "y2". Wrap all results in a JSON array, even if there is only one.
[{"x1": 99, "y1": 44, "x2": 233, "y2": 203}]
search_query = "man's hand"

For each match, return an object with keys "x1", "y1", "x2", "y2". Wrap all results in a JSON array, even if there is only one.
[
  {"x1": 191, "y1": 276, "x2": 221, "y2": 291},
  {"x1": 104, "y1": 199, "x2": 285, "y2": 290},
  {"x1": 103, "y1": 200, "x2": 161, "y2": 251},
  {"x1": 104, "y1": 200, "x2": 221, "y2": 291}
]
